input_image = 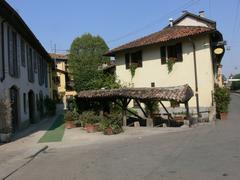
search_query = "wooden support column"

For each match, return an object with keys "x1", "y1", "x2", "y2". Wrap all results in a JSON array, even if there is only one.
[
  {"x1": 119, "y1": 98, "x2": 131, "y2": 127},
  {"x1": 185, "y1": 102, "x2": 190, "y2": 118},
  {"x1": 146, "y1": 118, "x2": 153, "y2": 127}
]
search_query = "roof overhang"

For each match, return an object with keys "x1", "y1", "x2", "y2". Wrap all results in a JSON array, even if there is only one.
[
  {"x1": 0, "y1": 1, "x2": 51, "y2": 62},
  {"x1": 78, "y1": 84, "x2": 194, "y2": 103}
]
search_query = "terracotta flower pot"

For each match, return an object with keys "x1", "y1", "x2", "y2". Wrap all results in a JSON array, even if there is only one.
[
  {"x1": 220, "y1": 112, "x2": 228, "y2": 120},
  {"x1": 85, "y1": 124, "x2": 97, "y2": 133},
  {"x1": 104, "y1": 128, "x2": 113, "y2": 135},
  {"x1": 65, "y1": 121, "x2": 76, "y2": 129}
]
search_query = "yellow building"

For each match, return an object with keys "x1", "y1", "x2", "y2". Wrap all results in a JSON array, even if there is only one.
[{"x1": 50, "y1": 53, "x2": 76, "y2": 109}]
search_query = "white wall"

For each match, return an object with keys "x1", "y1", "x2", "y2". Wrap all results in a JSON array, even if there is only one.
[
  {"x1": 0, "y1": 20, "x2": 49, "y2": 128},
  {"x1": 175, "y1": 16, "x2": 208, "y2": 27},
  {"x1": 115, "y1": 35, "x2": 215, "y2": 108}
]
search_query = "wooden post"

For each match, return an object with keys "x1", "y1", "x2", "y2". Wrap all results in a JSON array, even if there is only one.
[
  {"x1": 185, "y1": 102, "x2": 190, "y2": 118},
  {"x1": 121, "y1": 98, "x2": 128, "y2": 127},
  {"x1": 146, "y1": 118, "x2": 153, "y2": 127}
]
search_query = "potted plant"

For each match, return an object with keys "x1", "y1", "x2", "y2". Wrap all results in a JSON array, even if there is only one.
[
  {"x1": 80, "y1": 111, "x2": 100, "y2": 133},
  {"x1": 214, "y1": 86, "x2": 230, "y2": 120},
  {"x1": 64, "y1": 111, "x2": 75, "y2": 129},
  {"x1": 99, "y1": 113, "x2": 123, "y2": 135}
]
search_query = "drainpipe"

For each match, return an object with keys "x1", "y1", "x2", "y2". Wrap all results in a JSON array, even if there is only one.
[
  {"x1": 189, "y1": 37, "x2": 200, "y2": 120},
  {"x1": 1, "y1": 20, "x2": 6, "y2": 82}
]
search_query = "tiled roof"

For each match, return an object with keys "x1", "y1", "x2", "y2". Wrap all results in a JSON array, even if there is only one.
[
  {"x1": 105, "y1": 26, "x2": 214, "y2": 56},
  {"x1": 49, "y1": 53, "x2": 68, "y2": 60},
  {"x1": 78, "y1": 84, "x2": 194, "y2": 103}
]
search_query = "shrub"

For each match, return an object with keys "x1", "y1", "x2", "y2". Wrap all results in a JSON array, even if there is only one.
[
  {"x1": 214, "y1": 86, "x2": 230, "y2": 113},
  {"x1": 71, "y1": 108, "x2": 80, "y2": 121},
  {"x1": 142, "y1": 100, "x2": 159, "y2": 118},
  {"x1": 0, "y1": 95, "x2": 12, "y2": 133},
  {"x1": 99, "y1": 112, "x2": 123, "y2": 134},
  {"x1": 79, "y1": 111, "x2": 101, "y2": 127},
  {"x1": 44, "y1": 97, "x2": 56, "y2": 116},
  {"x1": 64, "y1": 111, "x2": 73, "y2": 122}
]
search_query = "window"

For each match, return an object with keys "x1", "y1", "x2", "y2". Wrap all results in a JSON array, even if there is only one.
[
  {"x1": 125, "y1": 53, "x2": 130, "y2": 69},
  {"x1": 161, "y1": 43, "x2": 183, "y2": 64},
  {"x1": 151, "y1": 82, "x2": 155, "y2": 87},
  {"x1": 160, "y1": 46, "x2": 166, "y2": 64},
  {"x1": 33, "y1": 50, "x2": 37, "y2": 73},
  {"x1": 21, "y1": 38, "x2": 26, "y2": 67},
  {"x1": 54, "y1": 76, "x2": 60, "y2": 85},
  {"x1": 131, "y1": 51, "x2": 142, "y2": 67},
  {"x1": 8, "y1": 28, "x2": 19, "y2": 77},
  {"x1": 23, "y1": 93, "x2": 26, "y2": 113},
  {"x1": 125, "y1": 51, "x2": 143, "y2": 69}
]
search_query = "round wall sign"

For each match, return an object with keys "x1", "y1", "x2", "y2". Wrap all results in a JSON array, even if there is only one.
[{"x1": 214, "y1": 48, "x2": 224, "y2": 55}]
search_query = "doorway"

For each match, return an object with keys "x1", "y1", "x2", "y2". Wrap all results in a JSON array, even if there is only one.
[{"x1": 28, "y1": 90, "x2": 35, "y2": 124}]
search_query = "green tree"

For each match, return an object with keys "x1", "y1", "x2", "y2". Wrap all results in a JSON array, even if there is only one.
[
  {"x1": 231, "y1": 74, "x2": 240, "y2": 90},
  {"x1": 69, "y1": 33, "x2": 119, "y2": 91}
]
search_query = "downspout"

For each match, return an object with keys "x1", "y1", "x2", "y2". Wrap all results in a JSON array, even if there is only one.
[
  {"x1": 1, "y1": 20, "x2": 6, "y2": 82},
  {"x1": 189, "y1": 37, "x2": 200, "y2": 120}
]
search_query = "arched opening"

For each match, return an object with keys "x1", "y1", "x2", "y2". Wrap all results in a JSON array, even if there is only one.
[
  {"x1": 28, "y1": 90, "x2": 35, "y2": 124},
  {"x1": 10, "y1": 86, "x2": 19, "y2": 133}
]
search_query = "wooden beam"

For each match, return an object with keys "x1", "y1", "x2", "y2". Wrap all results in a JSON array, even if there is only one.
[
  {"x1": 115, "y1": 100, "x2": 145, "y2": 120},
  {"x1": 159, "y1": 101, "x2": 172, "y2": 126},
  {"x1": 135, "y1": 99, "x2": 148, "y2": 118}
]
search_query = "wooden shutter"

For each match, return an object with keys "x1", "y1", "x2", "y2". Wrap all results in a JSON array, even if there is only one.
[
  {"x1": 137, "y1": 51, "x2": 142, "y2": 67},
  {"x1": 8, "y1": 27, "x2": 14, "y2": 76},
  {"x1": 160, "y1": 46, "x2": 166, "y2": 64},
  {"x1": 176, "y1": 43, "x2": 183, "y2": 62},
  {"x1": 125, "y1": 53, "x2": 130, "y2": 69}
]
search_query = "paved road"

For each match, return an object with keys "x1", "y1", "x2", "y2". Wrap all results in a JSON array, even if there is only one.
[{"x1": 7, "y1": 94, "x2": 240, "y2": 180}]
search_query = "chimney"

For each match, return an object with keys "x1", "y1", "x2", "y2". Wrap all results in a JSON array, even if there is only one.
[
  {"x1": 169, "y1": 18, "x2": 173, "y2": 27},
  {"x1": 199, "y1": 11, "x2": 205, "y2": 17}
]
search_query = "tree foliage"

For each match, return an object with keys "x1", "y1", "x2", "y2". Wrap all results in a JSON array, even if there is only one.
[{"x1": 69, "y1": 33, "x2": 119, "y2": 91}]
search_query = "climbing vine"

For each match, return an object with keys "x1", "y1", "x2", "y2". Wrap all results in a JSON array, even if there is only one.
[
  {"x1": 167, "y1": 58, "x2": 176, "y2": 73},
  {"x1": 129, "y1": 64, "x2": 138, "y2": 79}
]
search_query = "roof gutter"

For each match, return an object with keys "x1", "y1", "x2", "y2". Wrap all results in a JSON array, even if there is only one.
[
  {"x1": 188, "y1": 37, "x2": 200, "y2": 121},
  {"x1": 1, "y1": 19, "x2": 6, "y2": 82}
]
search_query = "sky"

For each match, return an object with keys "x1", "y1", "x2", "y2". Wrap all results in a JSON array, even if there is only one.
[{"x1": 6, "y1": 0, "x2": 240, "y2": 77}]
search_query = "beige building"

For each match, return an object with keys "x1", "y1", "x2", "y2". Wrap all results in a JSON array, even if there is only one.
[
  {"x1": 105, "y1": 11, "x2": 225, "y2": 118},
  {"x1": 0, "y1": 1, "x2": 53, "y2": 132}
]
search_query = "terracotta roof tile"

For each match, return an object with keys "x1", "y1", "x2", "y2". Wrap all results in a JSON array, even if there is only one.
[
  {"x1": 106, "y1": 26, "x2": 214, "y2": 56},
  {"x1": 49, "y1": 53, "x2": 68, "y2": 60},
  {"x1": 78, "y1": 84, "x2": 194, "y2": 103}
]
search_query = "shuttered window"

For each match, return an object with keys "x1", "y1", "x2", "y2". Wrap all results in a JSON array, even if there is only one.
[
  {"x1": 131, "y1": 51, "x2": 142, "y2": 67},
  {"x1": 125, "y1": 53, "x2": 130, "y2": 69},
  {"x1": 21, "y1": 38, "x2": 26, "y2": 67},
  {"x1": 125, "y1": 51, "x2": 143, "y2": 69},
  {"x1": 8, "y1": 28, "x2": 19, "y2": 78},
  {"x1": 160, "y1": 46, "x2": 166, "y2": 64},
  {"x1": 161, "y1": 43, "x2": 183, "y2": 63},
  {"x1": 27, "y1": 46, "x2": 34, "y2": 83}
]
